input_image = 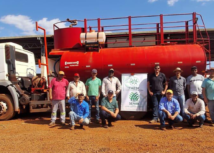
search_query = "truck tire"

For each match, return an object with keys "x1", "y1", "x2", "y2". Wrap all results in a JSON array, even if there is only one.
[
  {"x1": 0, "y1": 94, "x2": 15, "y2": 120},
  {"x1": 117, "y1": 94, "x2": 147, "y2": 120}
]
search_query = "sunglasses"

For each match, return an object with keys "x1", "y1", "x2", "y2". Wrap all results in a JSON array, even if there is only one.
[{"x1": 155, "y1": 68, "x2": 160, "y2": 69}]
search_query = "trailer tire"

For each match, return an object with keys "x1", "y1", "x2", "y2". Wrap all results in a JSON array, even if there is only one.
[{"x1": 0, "y1": 94, "x2": 15, "y2": 120}]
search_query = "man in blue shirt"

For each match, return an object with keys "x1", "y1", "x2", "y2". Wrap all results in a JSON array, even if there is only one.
[
  {"x1": 68, "y1": 93, "x2": 90, "y2": 130},
  {"x1": 202, "y1": 68, "x2": 214, "y2": 126},
  {"x1": 158, "y1": 89, "x2": 183, "y2": 130}
]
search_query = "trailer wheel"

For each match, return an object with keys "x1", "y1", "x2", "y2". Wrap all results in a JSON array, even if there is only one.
[
  {"x1": 117, "y1": 94, "x2": 147, "y2": 120},
  {"x1": 0, "y1": 94, "x2": 15, "y2": 120}
]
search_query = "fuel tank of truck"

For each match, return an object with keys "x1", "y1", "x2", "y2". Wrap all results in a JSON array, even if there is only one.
[{"x1": 59, "y1": 44, "x2": 206, "y2": 82}]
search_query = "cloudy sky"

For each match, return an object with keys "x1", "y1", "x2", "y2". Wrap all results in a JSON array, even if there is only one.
[{"x1": 0, "y1": 0, "x2": 213, "y2": 37}]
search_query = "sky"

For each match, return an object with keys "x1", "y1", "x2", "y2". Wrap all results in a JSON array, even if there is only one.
[
  {"x1": 0, "y1": 0, "x2": 214, "y2": 37},
  {"x1": 0, "y1": 0, "x2": 214, "y2": 68}
]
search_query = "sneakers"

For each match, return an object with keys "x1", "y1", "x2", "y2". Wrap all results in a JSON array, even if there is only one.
[
  {"x1": 108, "y1": 123, "x2": 114, "y2": 127},
  {"x1": 160, "y1": 126, "x2": 166, "y2": 131},
  {"x1": 149, "y1": 119, "x2": 157, "y2": 123},
  {"x1": 199, "y1": 123, "x2": 203, "y2": 128},
  {"x1": 70, "y1": 126, "x2": 75, "y2": 130},
  {"x1": 49, "y1": 122, "x2": 55, "y2": 126},
  {"x1": 169, "y1": 125, "x2": 175, "y2": 130},
  {"x1": 102, "y1": 125, "x2": 108, "y2": 128},
  {"x1": 61, "y1": 122, "x2": 66, "y2": 125},
  {"x1": 80, "y1": 124, "x2": 84, "y2": 129}
]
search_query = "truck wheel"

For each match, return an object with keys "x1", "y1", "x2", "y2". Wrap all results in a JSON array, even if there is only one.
[{"x1": 0, "y1": 94, "x2": 15, "y2": 120}]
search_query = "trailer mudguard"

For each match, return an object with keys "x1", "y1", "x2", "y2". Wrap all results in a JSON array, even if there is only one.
[{"x1": 0, "y1": 80, "x2": 19, "y2": 112}]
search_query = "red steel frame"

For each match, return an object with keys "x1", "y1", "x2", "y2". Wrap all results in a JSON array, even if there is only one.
[
  {"x1": 53, "y1": 12, "x2": 211, "y2": 68},
  {"x1": 36, "y1": 22, "x2": 50, "y2": 84}
]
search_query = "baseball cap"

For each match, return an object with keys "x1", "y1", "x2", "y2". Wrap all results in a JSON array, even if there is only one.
[
  {"x1": 74, "y1": 73, "x2": 80, "y2": 77},
  {"x1": 109, "y1": 68, "x2": 114, "y2": 72},
  {"x1": 58, "y1": 71, "x2": 65, "y2": 75},
  {"x1": 166, "y1": 89, "x2": 173, "y2": 94},
  {"x1": 108, "y1": 90, "x2": 114, "y2": 94},
  {"x1": 92, "y1": 69, "x2": 97, "y2": 73},
  {"x1": 191, "y1": 91, "x2": 198, "y2": 95},
  {"x1": 191, "y1": 66, "x2": 197, "y2": 70}
]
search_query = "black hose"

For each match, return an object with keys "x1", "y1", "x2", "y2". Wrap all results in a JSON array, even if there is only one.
[{"x1": 54, "y1": 57, "x2": 61, "y2": 76}]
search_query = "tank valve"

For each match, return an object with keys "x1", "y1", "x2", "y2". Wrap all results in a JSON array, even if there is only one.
[{"x1": 67, "y1": 18, "x2": 78, "y2": 27}]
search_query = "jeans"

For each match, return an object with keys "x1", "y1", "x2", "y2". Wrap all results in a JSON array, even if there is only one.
[
  {"x1": 69, "y1": 111, "x2": 90, "y2": 126},
  {"x1": 151, "y1": 92, "x2": 162, "y2": 120},
  {"x1": 183, "y1": 113, "x2": 205, "y2": 126},
  {"x1": 173, "y1": 95, "x2": 185, "y2": 116},
  {"x1": 208, "y1": 100, "x2": 214, "y2": 123},
  {"x1": 100, "y1": 110, "x2": 121, "y2": 125},
  {"x1": 51, "y1": 100, "x2": 65, "y2": 122},
  {"x1": 158, "y1": 110, "x2": 183, "y2": 126},
  {"x1": 87, "y1": 96, "x2": 100, "y2": 121}
]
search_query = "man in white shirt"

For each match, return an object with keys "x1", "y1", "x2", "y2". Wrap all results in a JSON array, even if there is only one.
[
  {"x1": 102, "y1": 69, "x2": 121, "y2": 98},
  {"x1": 184, "y1": 91, "x2": 206, "y2": 128},
  {"x1": 66, "y1": 73, "x2": 86, "y2": 99},
  {"x1": 187, "y1": 66, "x2": 204, "y2": 99}
]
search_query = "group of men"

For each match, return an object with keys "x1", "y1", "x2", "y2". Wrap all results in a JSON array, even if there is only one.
[
  {"x1": 49, "y1": 68, "x2": 121, "y2": 129},
  {"x1": 48, "y1": 65, "x2": 214, "y2": 130},
  {"x1": 148, "y1": 65, "x2": 214, "y2": 130}
]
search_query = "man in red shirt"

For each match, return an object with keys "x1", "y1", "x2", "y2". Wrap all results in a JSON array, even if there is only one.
[{"x1": 49, "y1": 71, "x2": 69, "y2": 126}]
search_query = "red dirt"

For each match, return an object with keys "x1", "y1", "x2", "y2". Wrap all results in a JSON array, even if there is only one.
[{"x1": 0, "y1": 112, "x2": 214, "y2": 153}]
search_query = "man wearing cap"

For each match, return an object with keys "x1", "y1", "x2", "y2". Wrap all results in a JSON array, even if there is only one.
[
  {"x1": 66, "y1": 73, "x2": 86, "y2": 99},
  {"x1": 85, "y1": 69, "x2": 102, "y2": 123},
  {"x1": 100, "y1": 90, "x2": 121, "y2": 128},
  {"x1": 102, "y1": 69, "x2": 121, "y2": 99},
  {"x1": 68, "y1": 94, "x2": 90, "y2": 130},
  {"x1": 184, "y1": 91, "x2": 205, "y2": 127},
  {"x1": 202, "y1": 68, "x2": 214, "y2": 126},
  {"x1": 148, "y1": 65, "x2": 168, "y2": 123},
  {"x1": 187, "y1": 66, "x2": 204, "y2": 99},
  {"x1": 169, "y1": 67, "x2": 186, "y2": 116},
  {"x1": 158, "y1": 89, "x2": 183, "y2": 130},
  {"x1": 49, "y1": 71, "x2": 69, "y2": 126}
]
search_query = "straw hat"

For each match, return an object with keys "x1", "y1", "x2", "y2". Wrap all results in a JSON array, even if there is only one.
[{"x1": 173, "y1": 67, "x2": 183, "y2": 72}]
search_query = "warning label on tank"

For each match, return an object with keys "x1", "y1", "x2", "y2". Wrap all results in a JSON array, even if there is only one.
[{"x1": 65, "y1": 61, "x2": 79, "y2": 67}]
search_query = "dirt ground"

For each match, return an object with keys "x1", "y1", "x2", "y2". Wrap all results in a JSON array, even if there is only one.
[{"x1": 0, "y1": 112, "x2": 214, "y2": 153}]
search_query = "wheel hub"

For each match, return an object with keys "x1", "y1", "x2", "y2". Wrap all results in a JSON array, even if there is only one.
[{"x1": 0, "y1": 101, "x2": 7, "y2": 115}]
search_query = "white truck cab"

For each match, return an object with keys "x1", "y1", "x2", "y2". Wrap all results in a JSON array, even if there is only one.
[
  {"x1": 0, "y1": 42, "x2": 39, "y2": 120},
  {"x1": 0, "y1": 42, "x2": 36, "y2": 81}
]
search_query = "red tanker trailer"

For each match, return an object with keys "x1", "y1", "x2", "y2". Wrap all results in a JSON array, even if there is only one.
[{"x1": 43, "y1": 12, "x2": 211, "y2": 119}]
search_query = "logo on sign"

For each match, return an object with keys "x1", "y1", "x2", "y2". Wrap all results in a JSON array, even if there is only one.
[
  {"x1": 129, "y1": 92, "x2": 139, "y2": 102},
  {"x1": 129, "y1": 92, "x2": 140, "y2": 105},
  {"x1": 125, "y1": 76, "x2": 139, "y2": 90}
]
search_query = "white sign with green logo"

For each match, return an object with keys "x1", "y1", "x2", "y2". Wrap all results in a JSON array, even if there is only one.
[{"x1": 121, "y1": 73, "x2": 147, "y2": 111}]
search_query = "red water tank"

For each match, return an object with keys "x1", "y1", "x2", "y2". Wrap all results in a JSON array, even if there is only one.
[
  {"x1": 59, "y1": 44, "x2": 206, "y2": 82},
  {"x1": 54, "y1": 27, "x2": 83, "y2": 49}
]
